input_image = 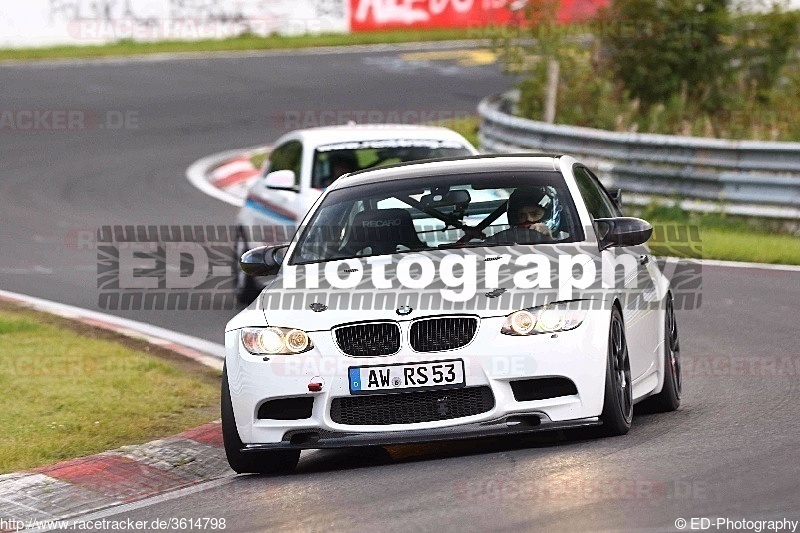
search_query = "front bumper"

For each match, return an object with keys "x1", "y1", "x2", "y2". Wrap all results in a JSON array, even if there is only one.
[{"x1": 225, "y1": 311, "x2": 611, "y2": 448}]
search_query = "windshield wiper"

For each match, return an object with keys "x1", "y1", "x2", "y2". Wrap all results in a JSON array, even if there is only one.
[{"x1": 437, "y1": 241, "x2": 493, "y2": 250}]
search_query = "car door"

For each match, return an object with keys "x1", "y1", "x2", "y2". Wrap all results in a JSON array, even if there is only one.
[
  {"x1": 573, "y1": 165, "x2": 660, "y2": 380},
  {"x1": 243, "y1": 139, "x2": 304, "y2": 229}
]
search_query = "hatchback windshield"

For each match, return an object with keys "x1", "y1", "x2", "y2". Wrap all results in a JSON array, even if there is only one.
[{"x1": 291, "y1": 170, "x2": 584, "y2": 265}]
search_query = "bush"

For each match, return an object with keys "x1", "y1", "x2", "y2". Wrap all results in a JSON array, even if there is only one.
[
  {"x1": 601, "y1": 0, "x2": 732, "y2": 113},
  {"x1": 497, "y1": 0, "x2": 800, "y2": 141}
]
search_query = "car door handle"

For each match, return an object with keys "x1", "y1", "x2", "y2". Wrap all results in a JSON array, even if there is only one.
[{"x1": 639, "y1": 255, "x2": 649, "y2": 266}]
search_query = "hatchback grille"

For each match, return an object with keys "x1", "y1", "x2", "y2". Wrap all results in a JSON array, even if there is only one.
[
  {"x1": 334, "y1": 322, "x2": 400, "y2": 357},
  {"x1": 410, "y1": 316, "x2": 478, "y2": 352},
  {"x1": 330, "y1": 386, "x2": 494, "y2": 425}
]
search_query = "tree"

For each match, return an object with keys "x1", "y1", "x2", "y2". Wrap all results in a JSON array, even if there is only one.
[{"x1": 600, "y1": 0, "x2": 732, "y2": 112}]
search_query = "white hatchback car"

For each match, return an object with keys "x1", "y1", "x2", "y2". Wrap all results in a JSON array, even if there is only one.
[
  {"x1": 223, "y1": 154, "x2": 682, "y2": 474},
  {"x1": 233, "y1": 124, "x2": 477, "y2": 304}
]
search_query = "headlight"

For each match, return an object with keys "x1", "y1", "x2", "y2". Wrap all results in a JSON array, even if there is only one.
[
  {"x1": 241, "y1": 327, "x2": 314, "y2": 354},
  {"x1": 501, "y1": 301, "x2": 589, "y2": 336}
]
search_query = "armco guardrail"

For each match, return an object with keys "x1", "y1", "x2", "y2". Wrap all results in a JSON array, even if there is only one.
[{"x1": 478, "y1": 92, "x2": 800, "y2": 219}]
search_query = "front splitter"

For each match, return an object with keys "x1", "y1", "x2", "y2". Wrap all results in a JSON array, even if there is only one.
[{"x1": 241, "y1": 415, "x2": 601, "y2": 451}]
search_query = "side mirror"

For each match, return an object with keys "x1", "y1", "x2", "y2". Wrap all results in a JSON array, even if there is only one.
[
  {"x1": 595, "y1": 217, "x2": 652, "y2": 251},
  {"x1": 239, "y1": 244, "x2": 290, "y2": 277},
  {"x1": 264, "y1": 170, "x2": 297, "y2": 192},
  {"x1": 609, "y1": 188, "x2": 622, "y2": 208}
]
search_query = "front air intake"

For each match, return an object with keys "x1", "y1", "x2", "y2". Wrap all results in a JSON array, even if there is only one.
[
  {"x1": 330, "y1": 386, "x2": 494, "y2": 425},
  {"x1": 257, "y1": 397, "x2": 314, "y2": 420},
  {"x1": 510, "y1": 377, "x2": 578, "y2": 402}
]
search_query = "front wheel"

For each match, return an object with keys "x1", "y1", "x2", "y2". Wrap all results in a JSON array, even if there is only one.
[
  {"x1": 221, "y1": 365, "x2": 300, "y2": 475},
  {"x1": 642, "y1": 294, "x2": 682, "y2": 412},
  {"x1": 598, "y1": 307, "x2": 633, "y2": 436}
]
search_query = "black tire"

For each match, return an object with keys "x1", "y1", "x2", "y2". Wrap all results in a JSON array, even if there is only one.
[
  {"x1": 642, "y1": 294, "x2": 682, "y2": 412},
  {"x1": 221, "y1": 365, "x2": 300, "y2": 475},
  {"x1": 598, "y1": 306, "x2": 633, "y2": 436},
  {"x1": 233, "y1": 228, "x2": 260, "y2": 307}
]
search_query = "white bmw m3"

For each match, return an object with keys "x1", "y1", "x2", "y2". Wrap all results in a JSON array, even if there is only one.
[{"x1": 222, "y1": 154, "x2": 682, "y2": 474}]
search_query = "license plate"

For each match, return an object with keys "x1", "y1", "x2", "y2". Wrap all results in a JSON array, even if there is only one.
[{"x1": 349, "y1": 359, "x2": 465, "y2": 394}]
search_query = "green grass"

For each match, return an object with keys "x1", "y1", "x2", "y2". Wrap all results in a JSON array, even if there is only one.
[
  {"x1": 644, "y1": 221, "x2": 800, "y2": 264},
  {"x1": 646, "y1": 225, "x2": 800, "y2": 265},
  {"x1": 442, "y1": 116, "x2": 480, "y2": 147},
  {"x1": 636, "y1": 204, "x2": 800, "y2": 265},
  {"x1": 0, "y1": 304, "x2": 220, "y2": 473},
  {"x1": 691, "y1": 228, "x2": 800, "y2": 264},
  {"x1": 0, "y1": 28, "x2": 478, "y2": 62}
]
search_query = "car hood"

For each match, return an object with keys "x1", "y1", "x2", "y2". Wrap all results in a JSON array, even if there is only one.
[{"x1": 256, "y1": 246, "x2": 598, "y2": 331}]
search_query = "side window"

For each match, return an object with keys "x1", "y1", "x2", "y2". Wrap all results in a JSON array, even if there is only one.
[
  {"x1": 573, "y1": 166, "x2": 617, "y2": 219},
  {"x1": 585, "y1": 167, "x2": 622, "y2": 217},
  {"x1": 266, "y1": 141, "x2": 303, "y2": 185}
]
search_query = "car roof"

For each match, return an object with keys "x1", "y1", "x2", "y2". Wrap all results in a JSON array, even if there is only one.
[
  {"x1": 328, "y1": 154, "x2": 564, "y2": 190},
  {"x1": 291, "y1": 124, "x2": 473, "y2": 146}
]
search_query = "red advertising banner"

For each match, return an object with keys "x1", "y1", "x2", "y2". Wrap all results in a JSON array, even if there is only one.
[{"x1": 350, "y1": 0, "x2": 608, "y2": 32}]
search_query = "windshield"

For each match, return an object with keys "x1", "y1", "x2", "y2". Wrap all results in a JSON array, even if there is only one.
[
  {"x1": 290, "y1": 170, "x2": 584, "y2": 265},
  {"x1": 311, "y1": 139, "x2": 472, "y2": 188}
]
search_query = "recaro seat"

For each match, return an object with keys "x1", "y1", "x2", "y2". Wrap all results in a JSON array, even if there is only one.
[{"x1": 348, "y1": 208, "x2": 426, "y2": 256}]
